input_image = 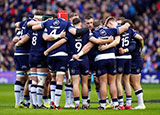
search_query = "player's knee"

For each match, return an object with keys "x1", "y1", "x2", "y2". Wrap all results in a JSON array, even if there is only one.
[
  {"x1": 56, "y1": 71, "x2": 65, "y2": 75},
  {"x1": 16, "y1": 71, "x2": 25, "y2": 78},
  {"x1": 37, "y1": 72, "x2": 48, "y2": 86}
]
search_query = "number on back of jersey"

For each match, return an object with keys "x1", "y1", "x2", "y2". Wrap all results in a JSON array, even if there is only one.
[
  {"x1": 32, "y1": 36, "x2": 37, "y2": 46},
  {"x1": 75, "y1": 42, "x2": 82, "y2": 52},
  {"x1": 122, "y1": 36, "x2": 129, "y2": 47}
]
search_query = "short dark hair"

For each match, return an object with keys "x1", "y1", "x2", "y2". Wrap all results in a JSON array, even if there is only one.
[
  {"x1": 93, "y1": 20, "x2": 101, "y2": 28},
  {"x1": 104, "y1": 16, "x2": 115, "y2": 26},
  {"x1": 84, "y1": 15, "x2": 93, "y2": 20},
  {"x1": 72, "y1": 18, "x2": 81, "y2": 25},
  {"x1": 116, "y1": 17, "x2": 126, "y2": 21},
  {"x1": 121, "y1": 19, "x2": 135, "y2": 29},
  {"x1": 69, "y1": 13, "x2": 78, "y2": 19},
  {"x1": 34, "y1": 10, "x2": 44, "y2": 15}
]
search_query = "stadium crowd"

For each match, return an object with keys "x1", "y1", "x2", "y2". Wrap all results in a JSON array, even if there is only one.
[{"x1": 0, "y1": 0, "x2": 160, "y2": 72}]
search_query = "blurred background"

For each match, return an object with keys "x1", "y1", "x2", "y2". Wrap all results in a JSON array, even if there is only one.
[{"x1": 0, "y1": 0, "x2": 160, "y2": 83}]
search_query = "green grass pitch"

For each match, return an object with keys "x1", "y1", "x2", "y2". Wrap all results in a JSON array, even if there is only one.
[{"x1": 0, "y1": 84, "x2": 160, "y2": 115}]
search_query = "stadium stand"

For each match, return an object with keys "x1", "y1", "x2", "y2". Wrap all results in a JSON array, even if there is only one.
[{"x1": 0, "y1": 0, "x2": 159, "y2": 72}]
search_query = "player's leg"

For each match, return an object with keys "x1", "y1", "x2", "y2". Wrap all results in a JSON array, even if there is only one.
[
  {"x1": 50, "y1": 71, "x2": 56, "y2": 108},
  {"x1": 98, "y1": 73, "x2": 107, "y2": 109},
  {"x1": 116, "y1": 74, "x2": 125, "y2": 109},
  {"x1": 130, "y1": 74, "x2": 145, "y2": 109},
  {"x1": 87, "y1": 75, "x2": 91, "y2": 105},
  {"x1": 69, "y1": 60, "x2": 81, "y2": 109},
  {"x1": 43, "y1": 76, "x2": 50, "y2": 108},
  {"x1": 123, "y1": 60, "x2": 132, "y2": 110},
  {"x1": 30, "y1": 68, "x2": 37, "y2": 108},
  {"x1": 54, "y1": 56, "x2": 67, "y2": 109},
  {"x1": 130, "y1": 59, "x2": 145, "y2": 109},
  {"x1": 14, "y1": 70, "x2": 26, "y2": 108},
  {"x1": 28, "y1": 74, "x2": 33, "y2": 108},
  {"x1": 36, "y1": 68, "x2": 48, "y2": 108},
  {"x1": 14, "y1": 55, "x2": 29, "y2": 108},
  {"x1": 47, "y1": 57, "x2": 56, "y2": 108},
  {"x1": 81, "y1": 74, "x2": 89, "y2": 109},
  {"x1": 94, "y1": 75, "x2": 100, "y2": 101},
  {"x1": 54, "y1": 71, "x2": 65, "y2": 109},
  {"x1": 23, "y1": 76, "x2": 30, "y2": 108},
  {"x1": 108, "y1": 59, "x2": 118, "y2": 109},
  {"x1": 64, "y1": 70, "x2": 74, "y2": 108},
  {"x1": 116, "y1": 59, "x2": 125, "y2": 109},
  {"x1": 108, "y1": 74, "x2": 119, "y2": 109},
  {"x1": 80, "y1": 60, "x2": 89, "y2": 109},
  {"x1": 95, "y1": 60, "x2": 108, "y2": 110},
  {"x1": 71, "y1": 74, "x2": 80, "y2": 109},
  {"x1": 64, "y1": 71, "x2": 70, "y2": 108},
  {"x1": 122, "y1": 74, "x2": 132, "y2": 109}
]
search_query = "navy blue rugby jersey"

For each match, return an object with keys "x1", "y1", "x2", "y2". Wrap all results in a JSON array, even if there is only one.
[
  {"x1": 42, "y1": 18, "x2": 74, "y2": 55},
  {"x1": 27, "y1": 28, "x2": 47, "y2": 55},
  {"x1": 115, "y1": 28, "x2": 137, "y2": 56},
  {"x1": 65, "y1": 30, "x2": 90, "y2": 59},
  {"x1": 90, "y1": 27, "x2": 118, "y2": 55}
]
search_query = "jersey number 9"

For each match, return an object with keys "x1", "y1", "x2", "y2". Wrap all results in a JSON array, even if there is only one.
[{"x1": 75, "y1": 42, "x2": 82, "y2": 52}]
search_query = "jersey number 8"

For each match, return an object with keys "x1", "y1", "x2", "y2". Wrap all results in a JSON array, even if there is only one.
[{"x1": 32, "y1": 36, "x2": 37, "y2": 46}]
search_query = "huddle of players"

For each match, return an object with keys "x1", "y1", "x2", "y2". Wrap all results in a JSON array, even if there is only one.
[{"x1": 13, "y1": 10, "x2": 146, "y2": 110}]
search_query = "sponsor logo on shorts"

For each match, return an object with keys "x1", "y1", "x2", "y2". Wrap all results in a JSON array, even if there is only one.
[
  {"x1": 97, "y1": 70, "x2": 101, "y2": 75},
  {"x1": 71, "y1": 69, "x2": 75, "y2": 74},
  {"x1": 136, "y1": 69, "x2": 140, "y2": 73},
  {"x1": 21, "y1": 65, "x2": 27, "y2": 69},
  {"x1": 37, "y1": 64, "x2": 42, "y2": 68},
  {"x1": 60, "y1": 66, "x2": 65, "y2": 70},
  {"x1": 118, "y1": 67, "x2": 123, "y2": 72}
]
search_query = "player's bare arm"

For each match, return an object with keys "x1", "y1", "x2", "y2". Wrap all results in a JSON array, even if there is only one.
[
  {"x1": 44, "y1": 38, "x2": 67, "y2": 56},
  {"x1": 98, "y1": 36, "x2": 120, "y2": 51},
  {"x1": 118, "y1": 23, "x2": 131, "y2": 34},
  {"x1": 42, "y1": 30, "x2": 66, "y2": 42},
  {"x1": 72, "y1": 42, "x2": 94, "y2": 60},
  {"x1": 15, "y1": 35, "x2": 30, "y2": 46},
  {"x1": 15, "y1": 22, "x2": 20, "y2": 28},
  {"x1": 134, "y1": 34, "x2": 144, "y2": 50},
  {"x1": 27, "y1": 20, "x2": 41, "y2": 27},
  {"x1": 32, "y1": 24, "x2": 43, "y2": 30},
  {"x1": 89, "y1": 36, "x2": 114, "y2": 45}
]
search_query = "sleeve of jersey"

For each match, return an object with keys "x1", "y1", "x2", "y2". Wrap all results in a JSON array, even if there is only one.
[
  {"x1": 67, "y1": 22, "x2": 75, "y2": 31},
  {"x1": 19, "y1": 21, "x2": 25, "y2": 28},
  {"x1": 88, "y1": 32, "x2": 95, "y2": 39},
  {"x1": 41, "y1": 21, "x2": 46, "y2": 28},
  {"x1": 128, "y1": 39, "x2": 136, "y2": 52},
  {"x1": 110, "y1": 28, "x2": 119, "y2": 36},
  {"x1": 63, "y1": 37, "x2": 68, "y2": 41},
  {"x1": 131, "y1": 28, "x2": 138, "y2": 37},
  {"x1": 26, "y1": 29, "x2": 32, "y2": 37},
  {"x1": 43, "y1": 28, "x2": 48, "y2": 34}
]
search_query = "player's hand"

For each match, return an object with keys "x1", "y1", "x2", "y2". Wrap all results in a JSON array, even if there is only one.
[
  {"x1": 119, "y1": 48, "x2": 125, "y2": 54},
  {"x1": 44, "y1": 50, "x2": 49, "y2": 56},
  {"x1": 72, "y1": 54, "x2": 80, "y2": 60},
  {"x1": 60, "y1": 30, "x2": 66, "y2": 38},
  {"x1": 108, "y1": 36, "x2": 114, "y2": 42},
  {"x1": 98, "y1": 44, "x2": 108, "y2": 51}
]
